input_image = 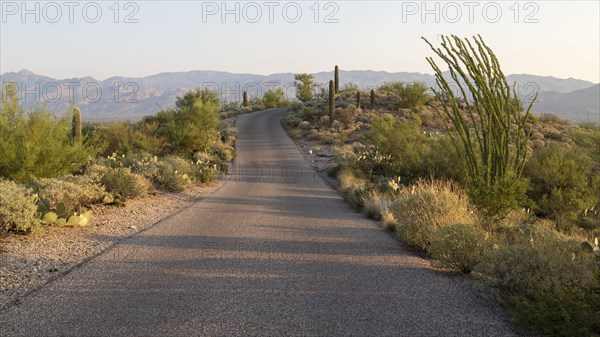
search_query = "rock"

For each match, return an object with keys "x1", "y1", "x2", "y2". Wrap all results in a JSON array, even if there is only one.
[{"x1": 129, "y1": 225, "x2": 137, "y2": 230}]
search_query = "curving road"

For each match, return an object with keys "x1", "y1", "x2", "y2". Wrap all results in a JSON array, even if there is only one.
[{"x1": 0, "y1": 109, "x2": 519, "y2": 336}]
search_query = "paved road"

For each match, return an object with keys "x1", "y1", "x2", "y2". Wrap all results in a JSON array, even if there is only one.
[{"x1": 0, "y1": 109, "x2": 519, "y2": 336}]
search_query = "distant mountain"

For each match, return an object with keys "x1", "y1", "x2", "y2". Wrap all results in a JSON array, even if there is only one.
[
  {"x1": 1, "y1": 69, "x2": 597, "y2": 122},
  {"x1": 533, "y1": 84, "x2": 600, "y2": 124}
]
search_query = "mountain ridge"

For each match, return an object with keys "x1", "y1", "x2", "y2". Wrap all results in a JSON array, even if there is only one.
[{"x1": 1, "y1": 69, "x2": 598, "y2": 123}]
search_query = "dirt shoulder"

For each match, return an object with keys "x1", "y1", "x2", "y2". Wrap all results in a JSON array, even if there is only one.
[{"x1": 0, "y1": 183, "x2": 222, "y2": 311}]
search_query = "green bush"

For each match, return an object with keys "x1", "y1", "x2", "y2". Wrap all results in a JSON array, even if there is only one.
[
  {"x1": 90, "y1": 121, "x2": 163, "y2": 157},
  {"x1": 294, "y1": 73, "x2": 316, "y2": 102},
  {"x1": 524, "y1": 145, "x2": 595, "y2": 232},
  {"x1": 392, "y1": 180, "x2": 476, "y2": 251},
  {"x1": 476, "y1": 231, "x2": 599, "y2": 336},
  {"x1": 362, "y1": 113, "x2": 428, "y2": 181},
  {"x1": 428, "y1": 223, "x2": 488, "y2": 273},
  {"x1": 151, "y1": 163, "x2": 186, "y2": 192},
  {"x1": 156, "y1": 89, "x2": 220, "y2": 155},
  {"x1": 211, "y1": 141, "x2": 235, "y2": 162},
  {"x1": 0, "y1": 88, "x2": 91, "y2": 182},
  {"x1": 0, "y1": 179, "x2": 40, "y2": 233},
  {"x1": 378, "y1": 81, "x2": 428, "y2": 108},
  {"x1": 29, "y1": 175, "x2": 107, "y2": 210},
  {"x1": 262, "y1": 88, "x2": 288, "y2": 108},
  {"x1": 101, "y1": 168, "x2": 148, "y2": 198}
]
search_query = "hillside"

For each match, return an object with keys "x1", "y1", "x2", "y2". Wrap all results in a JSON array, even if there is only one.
[
  {"x1": 533, "y1": 84, "x2": 600, "y2": 123},
  {"x1": 1, "y1": 69, "x2": 597, "y2": 123}
]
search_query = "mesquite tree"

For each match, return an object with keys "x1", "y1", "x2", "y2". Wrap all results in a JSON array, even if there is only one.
[{"x1": 423, "y1": 35, "x2": 537, "y2": 221}]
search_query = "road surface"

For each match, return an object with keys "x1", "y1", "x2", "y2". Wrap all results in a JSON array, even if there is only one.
[{"x1": 0, "y1": 109, "x2": 518, "y2": 336}]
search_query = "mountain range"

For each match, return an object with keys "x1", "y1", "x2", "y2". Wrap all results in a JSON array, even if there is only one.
[{"x1": 1, "y1": 69, "x2": 598, "y2": 124}]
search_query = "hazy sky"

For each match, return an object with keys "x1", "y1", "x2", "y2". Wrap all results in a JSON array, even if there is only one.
[{"x1": 1, "y1": 1, "x2": 599, "y2": 82}]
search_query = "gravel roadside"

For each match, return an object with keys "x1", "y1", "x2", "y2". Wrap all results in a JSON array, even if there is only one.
[{"x1": 0, "y1": 183, "x2": 222, "y2": 311}]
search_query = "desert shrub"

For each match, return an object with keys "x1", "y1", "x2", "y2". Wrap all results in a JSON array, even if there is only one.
[
  {"x1": 101, "y1": 168, "x2": 148, "y2": 198},
  {"x1": 301, "y1": 106, "x2": 317, "y2": 121},
  {"x1": 362, "y1": 113, "x2": 428, "y2": 181},
  {"x1": 29, "y1": 176, "x2": 107, "y2": 210},
  {"x1": 262, "y1": 88, "x2": 288, "y2": 108},
  {"x1": 336, "y1": 105, "x2": 357, "y2": 128},
  {"x1": 423, "y1": 135, "x2": 464, "y2": 183},
  {"x1": 362, "y1": 190, "x2": 395, "y2": 220},
  {"x1": 524, "y1": 144, "x2": 595, "y2": 232},
  {"x1": 0, "y1": 89, "x2": 91, "y2": 182},
  {"x1": 151, "y1": 163, "x2": 186, "y2": 192},
  {"x1": 211, "y1": 141, "x2": 235, "y2": 162},
  {"x1": 468, "y1": 175, "x2": 530, "y2": 228},
  {"x1": 476, "y1": 232, "x2": 599, "y2": 336},
  {"x1": 391, "y1": 180, "x2": 476, "y2": 251},
  {"x1": 378, "y1": 81, "x2": 428, "y2": 108},
  {"x1": 338, "y1": 169, "x2": 368, "y2": 210},
  {"x1": 156, "y1": 89, "x2": 220, "y2": 155},
  {"x1": 220, "y1": 125, "x2": 238, "y2": 144},
  {"x1": 0, "y1": 179, "x2": 40, "y2": 233},
  {"x1": 90, "y1": 121, "x2": 163, "y2": 157},
  {"x1": 428, "y1": 223, "x2": 488, "y2": 273}
]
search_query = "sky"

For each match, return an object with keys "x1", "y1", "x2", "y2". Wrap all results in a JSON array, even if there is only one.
[{"x1": 1, "y1": 1, "x2": 599, "y2": 82}]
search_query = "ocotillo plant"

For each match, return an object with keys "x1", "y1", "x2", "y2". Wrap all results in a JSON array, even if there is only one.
[
  {"x1": 328, "y1": 80, "x2": 335, "y2": 123},
  {"x1": 243, "y1": 91, "x2": 248, "y2": 107},
  {"x1": 72, "y1": 107, "x2": 82, "y2": 142},
  {"x1": 334, "y1": 65, "x2": 339, "y2": 94},
  {"x1": 356, "y1": 91, "x2": 361, "y2": 108},
  {"x1": 423, "y1": 34, "x2": 536, "y2": 220}
]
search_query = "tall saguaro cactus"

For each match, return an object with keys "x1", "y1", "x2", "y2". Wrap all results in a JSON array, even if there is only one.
[
  {"x1": 334, "y1": 65, "x2": 339, "y2": 94},
  {"x1": 243, "y1": 91, "x2": 248, "y2": 107},
  {"x1": 72, "y1": 107, "x2": 82, "y2": 142},
  {"x1": 328, "y1": 80, "x2": 335, "y2": 122},
  {"x1": 356, "y1": 91, "x2": 361, "y2": 108},
  {"x1": 370, "y1": 89, "x2": 375, "y2": 109}
]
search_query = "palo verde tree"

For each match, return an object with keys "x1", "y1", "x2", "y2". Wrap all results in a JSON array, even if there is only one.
[
  {"x1": 294, "y1": 73, "x2": 315, "y2": 102},
  {"x1": 0, "y1": 84, "x2": 90, "y2": 182},
  {"x1": 423, "y1": 35, "x2": 537, "y2": 222},
  {"x1": 262, "y1": 88, "x2": 287, "y2": 108},
  {"x1": 157, "y1": 88, "x2": 220, "y2": 155}
]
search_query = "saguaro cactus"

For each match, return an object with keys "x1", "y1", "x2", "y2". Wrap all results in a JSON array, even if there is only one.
[
  {"x1": 370, "y1": 89, "x2": 375, "y2": 109},
  {"x1": 329, "y1": 80, "x2": 335, "y2": 123},
  {"x1": 334, "y1": 65, "x2": 340, "y2": 94},
  {"x1": 72, "y1": 107, "x2": 82, "y2": 142},
  {"x1": 356, "y1": 91, "x2": 361, "y2": 108},
  {"x1": 243, "y1": 91, "x2": 248, "y2": 107}
]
